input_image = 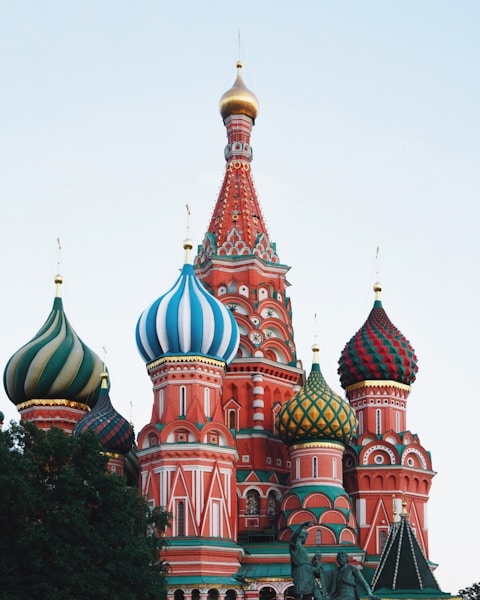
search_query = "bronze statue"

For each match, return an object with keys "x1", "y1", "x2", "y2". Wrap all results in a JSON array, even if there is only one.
[
  {"x1": 289, "y1": 524, "x2": 376, "y2": 600},
  {"x1": 289, "y1": 522, "x2": 324, "y2": 600},
  {"x1": 329, "y1": 552, "x2": 376, "y2": 600}
]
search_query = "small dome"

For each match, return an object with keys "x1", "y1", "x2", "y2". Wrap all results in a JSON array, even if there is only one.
[
  {"x1": 0, "y1": 410, "x2": 4, "y2": 423},
  {"x1": 136, "y1": 240, "x2": 240, "y2": 365},
  {"x1": 276, "y1": 345, "x2": 357, "y2": 446},
  {"x1": 73, "y1": 372, "x2": 134, "y2": 455},
  {"x1": 219, "y1": 61, "x2": 259, "y2": 122},
  {"x1": 3, "y1": 275, "x2": 105, "y2": 407},
  {"x1": 338, "y1": 283, "x2": 418, "y2": 389}
]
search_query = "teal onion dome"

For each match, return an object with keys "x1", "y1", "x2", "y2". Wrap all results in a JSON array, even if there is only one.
[
  {"x1": 3, "y1": 274, "x2": 106, "y2": 407},
  {"x1": 73, "y1": 372, "x2": 134, "y2": 455},
  {"x1": 0, "y1": 410, "x2": 4, "y2": 423},
  {"x1": 136, "y1": 240, "x2": 240, "y2": 365},
  {"x1": 338, "y1": 283, "x2": 418, "y2": 389},
  {"x1": 277, "y1": 344, "x2": 357, "y2": 446}
]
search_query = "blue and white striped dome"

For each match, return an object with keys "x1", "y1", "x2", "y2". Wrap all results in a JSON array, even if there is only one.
[{"x1": 135, "y1": 240, "x2": 240, "y2": 366}]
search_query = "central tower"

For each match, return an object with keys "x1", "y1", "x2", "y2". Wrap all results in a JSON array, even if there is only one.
[{"x1": 195, "y1": 63, "x2": 304, "y2": 539}]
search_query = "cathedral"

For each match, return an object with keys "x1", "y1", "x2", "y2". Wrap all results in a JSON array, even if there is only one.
[{"x1": 2, "y1": 63, "x2": 453, "y2": 600}]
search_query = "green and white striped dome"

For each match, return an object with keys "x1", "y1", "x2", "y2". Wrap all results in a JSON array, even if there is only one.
[{"x1": 3, "y1": 274, "x2": 105, "y2": 407}]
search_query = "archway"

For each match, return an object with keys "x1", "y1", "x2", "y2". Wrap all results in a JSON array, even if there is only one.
[{"x1": 259, "y1": 586, "x2": 276, "y2": 600}]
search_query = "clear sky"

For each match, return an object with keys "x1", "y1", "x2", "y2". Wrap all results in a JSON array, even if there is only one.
[{"x1": 1, "y1": 1, "x2": 479, "y2": 593}]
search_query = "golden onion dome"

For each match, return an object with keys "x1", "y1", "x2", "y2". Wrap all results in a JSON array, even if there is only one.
[{"x1": 219, "y1": 61, "x2": 259, "y2": 122}]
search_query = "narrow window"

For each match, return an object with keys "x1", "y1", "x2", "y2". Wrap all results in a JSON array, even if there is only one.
[
  {"x1": 312, "y1": 456, "x2": 318, "y2": 478},
  {"x1": 204, "y1": 388, "x2": 211, "y2": 418},
  {"x1": 180, "y1": 386, "x2": 186, "y2": 417},
  {"x1": 177, "y1": 501, "x2": 185, "y2": 536},
  {"x1": 159, "y1": 389, "x2": 164, "y2": 418},
  {"x1": 358, "y1": 411, "x2": 364, "y2": 435},
  {"x1": 376, "y1": 409, "x2": 382, "y2": 435},
  {"x1": 395, "y1": 411, "x2": 400, "y2": 432},
  {"x1": 228, "y1": 409, "x2": 237, "y2": 430}
]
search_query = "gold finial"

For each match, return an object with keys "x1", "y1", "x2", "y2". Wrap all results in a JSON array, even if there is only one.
[
  {"x1": 183, "y1": 238, "x2": 194, "y2": 265},
  {"x1": 392, "y1": 494, "x2": 399, "y2": 523},
  {"x1": 101, "y1": 346, "x2": 109, "y2": 388},
  {"x1": 55, "y1": 237, "x2": 63, "y2": 297},
  {"x1": 401, "y1": 489, "x2": 408, "y2": 516},
  {"x1": 129, "y1": 398, "x2": 134, "y2": 428},
  {"x1": 312, "y1": 314, "x2": 320, "y2": 364},
  {"x1": 373, "y1": 247, "x2": 382, "y2": 301}
]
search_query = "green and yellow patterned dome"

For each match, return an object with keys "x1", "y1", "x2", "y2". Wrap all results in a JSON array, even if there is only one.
[{"x1": 276, "y1": 344, "x2": 357, "y2": 446}]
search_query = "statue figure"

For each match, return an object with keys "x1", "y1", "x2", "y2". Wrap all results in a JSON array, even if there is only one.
[
  {"x1": 289, "y1": 522, "x2": 324, "y2": 600},
  {"x1": 329, "y1": 552, "x2": 376, "y2": 600}
]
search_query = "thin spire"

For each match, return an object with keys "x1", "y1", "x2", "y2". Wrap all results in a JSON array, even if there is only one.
[
  {"x1": 101, "y1": 345, "x2": 109, "y2": 389},
  {"x1": 185, "y1": 203, "x2": 191, "y2": 239},
  {"x1": 238, "y1": 31, "x2": 241, "y2": 61},
  {"x1": 311, "y1": 314, "x2": 320, "y2": 364},
  {"x1": 54, "y1": 237, "x2": 63, "y2": 298}
]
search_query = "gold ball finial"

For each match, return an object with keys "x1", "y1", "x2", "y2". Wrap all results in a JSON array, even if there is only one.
[
  {"x1": 219, "y1": 62, "x2": 259, "y2": 122},
  {"x1": 373, "y1": 281, "x2": 382, "y2": 301},
  {"x1": 183, "y1": 238, "x2": 194, "y2": 265},
  {"x1": 54, "y1": 273, "x2": 63, "y2": 298},
  {"x1": 312, "y1": 342, "x2": 320, "y2": 364}
]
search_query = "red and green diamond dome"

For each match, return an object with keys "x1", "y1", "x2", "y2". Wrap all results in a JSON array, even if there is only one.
[{"x1": 338, "y1": 283, "x2": 418, "y2": 389}]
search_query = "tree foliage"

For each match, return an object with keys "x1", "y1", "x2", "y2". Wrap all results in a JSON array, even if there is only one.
[
  {"x1": 0, "y1": 422, "x2": 169, "y2": 600},
  {"x1": 460, "y1": 582, "x2": 480, "y2": 600}
]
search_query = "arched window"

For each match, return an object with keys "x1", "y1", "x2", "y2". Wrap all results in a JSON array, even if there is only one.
[
  {"x1": 228, "y1": 409, "x2": 237, "y2": 430},
  {"x1": 180, "y1": 386, "x2": 186, "y2": 417},
  {"x1": 295, "y1": 458, "x2": 301, "y2": 480},
  {"x1": 266, "y1": 491, "x2": 277, "y2": 516},
  {"x1": 177, "y1": 501, "x2": 185, "y2": 537},
  {"x1": 204, "y1": 388, "x2": 211, "y2": 418},
  {"x1": 396, "y1": 411, "x2": 400, "y2": 432},
  {"x1": 332, "y1": 457, "x2": 337, "y2": 480},
  {"x1": 315, "y1": 530, "x2": 322, "y2": 545},
  {"x1": 376, "y1": 409, "x2": 382, "y2": 435},
  {"x1": 358, "y1": 411, "x2": 364, "y2": 435},
  {"x1": 246, "y1": 490, "x2": 260, "y2": 515}
]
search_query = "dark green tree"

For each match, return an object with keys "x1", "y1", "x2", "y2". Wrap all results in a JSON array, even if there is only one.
[
  {"x1": 460, "y1": 582, "x2": 480, "y2": 600},
  {"x1": 0, "y1": 422, "x2": 169, "y2": 600}
]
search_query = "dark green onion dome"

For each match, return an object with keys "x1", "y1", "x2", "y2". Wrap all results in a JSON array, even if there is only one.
[
  {"x1": 338, "y1": 282, "x2": 418, "y2": 389},
  {"x1": 73, "y1": 371, "x2": 134, "y2": 455},
  {"x1": 0, "y1": 410, "x2": 4, "y2": 423},
  {"x1": 276, "y1": 344, "x2": 357, "y2": 446},
  {"x1": 3, "y1": 274, "x2": 106, "y2": 407}
]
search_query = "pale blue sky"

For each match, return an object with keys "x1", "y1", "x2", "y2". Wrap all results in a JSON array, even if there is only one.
[{"x1": 1, "y1": 1, "x2": 479, "y2": 593}]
